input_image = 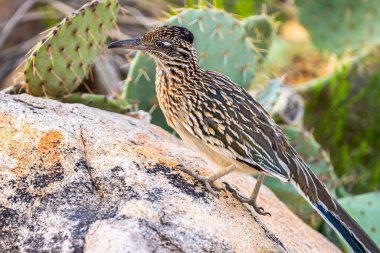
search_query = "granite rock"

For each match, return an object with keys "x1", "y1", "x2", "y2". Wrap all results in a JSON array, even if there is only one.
[{"x1": 0, "y1": 94, "x2": 341, "y2": 253}]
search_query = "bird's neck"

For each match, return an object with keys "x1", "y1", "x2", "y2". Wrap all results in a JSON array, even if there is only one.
[
  {"x1": 155, "y1": 57, "x2": 202, "y2": 88},
  {"x1": 158, "y1": 56, "x2": 200, "y2": 77},
  {"x1": 154, "y1": 57, "x2": 202, "y2": 128}
]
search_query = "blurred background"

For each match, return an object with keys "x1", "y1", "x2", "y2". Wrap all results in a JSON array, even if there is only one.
[{"x1": 0, "y1": 0, "x2": 379, "y2": 250}]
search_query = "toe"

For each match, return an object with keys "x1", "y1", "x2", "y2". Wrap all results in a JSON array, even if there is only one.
[
  {"x1": 205, "y1": 181, "x2": 220, "y2": 197},
  {"x1": 210, "y1": 181, "x2": 224, "y2": 192},
  {"x1": 252, "y1": 204, "x2": 271, "y2": 216}
]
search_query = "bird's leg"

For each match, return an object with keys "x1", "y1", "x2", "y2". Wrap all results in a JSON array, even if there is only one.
[
  {"x1": 250, "y1": 173, "x2": 265, "y2": 205},
  {"x1": 224, "y1": 173, "x2": 270, "y2": 216},
  {"x1": 175, "y1": 164, "x2": 236, "y2": 196}
]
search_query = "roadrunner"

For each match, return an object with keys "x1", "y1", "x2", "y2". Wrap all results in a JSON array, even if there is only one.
[{"x1": 109, "y1": 25, "x2": 379, "y2": 253}]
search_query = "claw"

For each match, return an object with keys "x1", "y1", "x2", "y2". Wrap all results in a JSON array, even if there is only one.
[
  {"x1": 223, "y1": 182, "x2": 271, "y2": 216},
  {"x1": 175, "y1": 164, "x2": 224, "y2": 197},
  {"x1": 210, "y1": 181, "x2": 224, "y2": 192},
  {"x1": 204, "y1": 181, "x2": 220, "y2": 197},
  {"x1": 251, "y1": 201, "x2": 271, "y2": 216}
]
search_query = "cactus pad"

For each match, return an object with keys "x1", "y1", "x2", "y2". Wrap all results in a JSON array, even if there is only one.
[
  {"x1": 297, "y1": 0, "x2": 380, "y2": 54},
  {"x1": 339, "y1": 192, "x2": 380, "y2": 246},
  {"x1": 61, "y1": 93, "x2": 131, "y2": 114},
  {"x1": 24, "y1": 0, "x2": 119, "y2": 97},
  {"x1": 242, "y1": 15, "x2": 274, "y2": 58},
  {"x1": 124, "y1": 8, "x2": 258, "y2": 129},
  {"x1": 167, "y1": 8, "x2": 257, "y2": 86}
]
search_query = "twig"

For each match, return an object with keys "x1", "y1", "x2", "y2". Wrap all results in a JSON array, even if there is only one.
[
  {"x1": 0, "y1": 36, "x2": 39, "y2": 84},
  {"x1": 0, "y1": 0, "x2": 38, "y2": 49},
  {"x1": 48, "y1": 1, "x2": 75, "y2": 16},
  {"x1": 120, "y1": 7, "x2": 157, "y2": 28},
  {"x1": 0, "y1": 11, "x2": 60, "y2": 30}
]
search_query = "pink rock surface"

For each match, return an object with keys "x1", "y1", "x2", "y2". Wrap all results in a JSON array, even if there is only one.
[{"x1": 0, "y1": 94, "x2": 341, "y2": 253}]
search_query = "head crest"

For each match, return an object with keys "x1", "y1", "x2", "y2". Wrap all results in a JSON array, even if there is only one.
[{"x1": 163, "y1": 25, "x2": 194, "y2": 44}]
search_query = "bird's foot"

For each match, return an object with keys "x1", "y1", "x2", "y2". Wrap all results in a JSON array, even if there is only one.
[
  {"x1": 224, "y1": 182, "x2": 271, "y2": 216},
  {"x1": 175, "y1": 164, "x2": 224, "y2": 196}
]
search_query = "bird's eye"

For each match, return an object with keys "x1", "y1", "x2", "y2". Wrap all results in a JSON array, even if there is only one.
[{"x1": 156, "y1": 40, "x2": 171, "y2": 47}]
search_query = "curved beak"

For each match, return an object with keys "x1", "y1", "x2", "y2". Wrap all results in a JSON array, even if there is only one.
[{"x1": 108, "y1": 38, "x2": 147, "y2": 50}]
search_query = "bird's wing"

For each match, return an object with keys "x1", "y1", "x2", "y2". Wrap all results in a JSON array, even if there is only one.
[{"x1": 181, "y1": 70, "x2": 291, "y2": 181}]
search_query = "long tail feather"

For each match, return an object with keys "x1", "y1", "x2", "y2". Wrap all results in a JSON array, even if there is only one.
[
  {"x1": 289, "y1": 151, "x2": 379, "y2": 253},
  {"x1": 315, "y1": 200, "x2": 377, "y2": 253}
]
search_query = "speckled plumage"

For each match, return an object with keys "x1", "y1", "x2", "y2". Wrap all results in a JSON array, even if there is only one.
[
  {"x1": 147, "y1": 26, "x2": 325, "y2": 202},
  {"x1": 109, "y1": 26, "x2": 379, "y2": 253}
]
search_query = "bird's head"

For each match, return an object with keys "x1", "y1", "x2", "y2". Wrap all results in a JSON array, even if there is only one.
[{"x1": 108, "y1": 25, "x2": 196, "y2": 65}]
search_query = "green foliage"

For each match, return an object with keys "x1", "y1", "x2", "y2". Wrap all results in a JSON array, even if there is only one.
[
  {"x1": 304, "y1": 62, "x2": 380, "y2": 194},
  {"x1": 264, "y1": 126, "x2": 339, "y2": 227},
  {"x1": 339, "y1": 192, "x2": 380, "y2": 246},
  {"x1": 61, "y1": 93, "x2": 131, "y2": 114},
  {"x1": 174, "y1": 0, "x2": 264, "y2": 16},
  {"x1": 224, "y1": 0, "x2": 266, "y2": 17},
  {"x1": 124, "y1": 8, "x2": 259, "y2": 129},
  {"x1": 230, "y1": 0, "x2": 255, "y2": 17},
  {"x1": 24, "y1": 0, "x2": 119, "y2": 97},
  {"x1": 297, "y1": 0, "x2": 380, "y2": 54}
]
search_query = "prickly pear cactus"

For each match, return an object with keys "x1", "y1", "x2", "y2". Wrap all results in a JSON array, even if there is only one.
[
  {"x1": 242, "y1": 15, "x2": 274, "y2": 58},
  {"x1": 297, "y1": 0, "x2": 380, "y2": 54},
  {"x1": 264, "y1": 126, "x2": 339, "y2": 227},
  {"x1": 23, "y1": 0, "x2": 119, "y2": 97},
  {"x1": 123, "y1": 54, "x2": 166, "y2": 128},
  {"x1": 61, "y1": 93, "x2": 131, "y2": 114},
  {"x1": 339, "y1": 192, "x2": 380, "y2": 246},
  {"x1": 124, "y1": 8, "x2": 258, "y2": 129},
  {"x1": 167, "y1": 9, "x2": 257, "y2": 86}
]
